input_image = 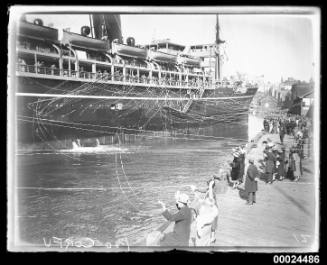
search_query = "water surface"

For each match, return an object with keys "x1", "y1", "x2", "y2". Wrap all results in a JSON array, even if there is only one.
[{"x1": 16, "y1": 115, "x2": 262, "y2": 246}]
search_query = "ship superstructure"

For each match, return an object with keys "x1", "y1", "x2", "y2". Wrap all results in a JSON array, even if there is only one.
[{"x1": 15, "y1": 14, "x2": 258, "y2": 142}]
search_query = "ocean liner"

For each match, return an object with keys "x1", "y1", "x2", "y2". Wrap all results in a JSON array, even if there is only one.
[{"x1": 14, "y1": 14, "x2": 258, "y2": 143}]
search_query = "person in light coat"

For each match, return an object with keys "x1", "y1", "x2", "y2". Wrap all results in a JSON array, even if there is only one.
[
  {"x1": 290, "y1": 148, "x2": 303, "y2": 182},
  {"x1": 190, "y1": 180, "x2": 219, "y2": 246}
]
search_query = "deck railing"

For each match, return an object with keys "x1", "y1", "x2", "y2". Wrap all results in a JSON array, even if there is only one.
[{"x1": 16, "y1": 63, "x2": 212, "y2": 90}]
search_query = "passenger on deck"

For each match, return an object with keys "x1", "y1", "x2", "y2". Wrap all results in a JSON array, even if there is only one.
[
  {"x1": 158, "y1": 192, "x2": 192, "y2": 246},
  {"x1": 103, "y1": 70, "x2": 109, "y2": 80},
  {"x1": 35, "y1": 61, "x2": 41, "y2": 73},
  {"x1": 18, "y1": 58, "x2": 27, "y2": 72},
  {"x1": 50, "y1": 64, "x2": 57, "y2": 75}
]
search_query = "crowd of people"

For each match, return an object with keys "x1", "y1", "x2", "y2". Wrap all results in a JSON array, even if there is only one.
[
  {"x1": 263, "y1": 114, "x2": 311, "y2": 144},
  {"x1": 155, "y1": 174, "x2": 225, "y2": 247},
  {"x1": 229, "y1": 145, "x2": 247, "y2": 188},
  {"x1": 262, "y1": 114, "x2": 312, "y2": 182},
  {"x1": 150, "y1": 143, "x2": 259, "y2": 247},
  {"x1": 151, "y1": 153, "x2": 260, "y2": 247},
  {"x1": 149, "y1": 113, "x2": 312, "y2": 247}
]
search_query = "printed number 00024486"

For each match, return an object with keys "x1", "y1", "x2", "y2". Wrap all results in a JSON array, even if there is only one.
[{"x1": 273, "y1": 255, "x2": 319, "y2": 264}]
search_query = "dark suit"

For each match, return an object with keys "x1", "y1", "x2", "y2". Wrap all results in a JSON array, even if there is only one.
[
  {"x1": 265, "y1": 150, "x2": 276, "y2": 182},
  {"x1": 263, "y1": 120, "x2": 269, "y2": 132},
  {"x1": 279, "y1": 125, "x2": 285, "y2": 144},
  {"x1": 245, "y1": 164, "x2": 259, "y2": 204},
  {"x1": 239, "y1": 154, "x2": 245, "y2": 183},
  {"x1": 277, "y1": 151, "x2": 285, "y2": 179},
  {"x1": 231, "y1": 157, "x2": 241, "y2": 181},
  {"x1": 161, "y1": 206, "x2": 192, "y2": 246}
]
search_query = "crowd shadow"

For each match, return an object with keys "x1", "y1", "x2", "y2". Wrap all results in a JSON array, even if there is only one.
[
  {"x1": 238, "y1": 188, "x2": 248, "y2": 201},
  {"x1": 302, "y1": 166, "x2": 312, "y2": 174}
]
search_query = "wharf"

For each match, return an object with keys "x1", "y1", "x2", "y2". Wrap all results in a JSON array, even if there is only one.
[
  {"x1": 212, "y1": 132, "x2": 317, "y2": 251},
  {"x1": 142, "y1": 131, "x2": 317, "y2": 252}
]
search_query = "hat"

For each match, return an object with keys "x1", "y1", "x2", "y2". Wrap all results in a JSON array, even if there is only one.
[
  {"x1": 176, "y1": 193, "x2": 189, "y2": 204},
  {"x1": 268, "y1": 142, "x2": 275, "y2": 148},
  {"x1": 233, "y1": 152, "x2": 240, "y2": 157},
  {"x1": 213, "y1": 174, "x2": 222, "y2": 181}
]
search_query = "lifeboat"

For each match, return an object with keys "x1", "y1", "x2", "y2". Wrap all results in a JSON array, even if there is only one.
[
  {"x1": 177, "y1": 54, "x2": 201, "y2": 67},
  {"x1": 147, "y1": 49, "x2": 178, "y2": 64},
  {"x1": 111, "y1": 41, "x2": 147, "y2": 60},
  {"x1": 61, "y1": 31, "x2": 109, "y2": 52},
  {"x1": 18, "y1": 20, "x2": 59, "y2": 42}
]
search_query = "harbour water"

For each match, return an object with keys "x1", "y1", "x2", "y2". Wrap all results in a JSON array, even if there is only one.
[{"x1": 16, "y1": 114, "x2": 263, "y2": 247}]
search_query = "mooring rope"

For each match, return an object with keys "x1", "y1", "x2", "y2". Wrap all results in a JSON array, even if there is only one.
[
  {"x1": 18, "y1": 115, "x2": 249, "y2": 142},
  {"x1": 114, "y1": 152, "x2": 140, "y2": 212},
  {"x1": 117, "y1": 134, "x2": 139, "y2": 198}
]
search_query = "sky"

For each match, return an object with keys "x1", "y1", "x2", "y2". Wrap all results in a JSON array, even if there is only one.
[{"x1": 25, "y1": 13, "x2": 316, "y2": 82}]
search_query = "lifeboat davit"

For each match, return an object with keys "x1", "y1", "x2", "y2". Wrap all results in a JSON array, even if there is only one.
[
  {"x1": 147, "y1": 49, "x2": 178, "y2": 64},
  {"x1": 111, "y1": 41, "x2": 147, "y2": 60},
  {"x1": 177, "y1": 54, "x2": 201, "y2": 67}
]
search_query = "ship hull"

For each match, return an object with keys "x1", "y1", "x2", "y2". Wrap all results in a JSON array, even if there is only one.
[{"x1": 15, "y1": 76, "x2": 257, "y2": 143}]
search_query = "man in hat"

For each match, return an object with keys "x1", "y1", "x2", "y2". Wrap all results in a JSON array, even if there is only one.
[
  {"x1": 158, "y1": 191, "x2": 193, "y2": 246},
  {"x1": 245, "y1": 158, "x2": 259, "y2": 205},
  {"x1": 262, "y1": 141, "x2": 268, "y2": 151},
  {"x1": 264, "y1": 142, "x2": 277, "y2": 184},
  {"x1": 279, "y1": 122, "x2": 286, "y2": 144},
  {"x1": 238, "y1": 146, "x2": 246, "y2": 184},
  {"x1": 276, "y1": 146, "x2": 286, "y2": 180},
  {"x1": 230, "y1": 151, "x2": 241, "y2": 188}
]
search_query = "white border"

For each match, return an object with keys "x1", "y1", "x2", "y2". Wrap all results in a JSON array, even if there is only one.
[{"x1": 7, "y1": 5, "x2": 321, "y2": 253}]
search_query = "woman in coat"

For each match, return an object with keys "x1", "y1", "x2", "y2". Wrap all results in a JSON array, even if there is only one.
[
  {"x1": 276, "y1": 148, "x2": 286, "y2": 180},
  {"x1": 264, "y1": 143, "x2": 276, "y2": 183},
  {"x1": 291, "y1": 148, "x2": 302, "y2": 182},
  {"x1": 238, "y1": 150, "x2": 246, "y2": 184},
  {"x1": 231, "y1": 152, "x2": 241, "y2": 182},
  {"x1": 191, "y1": 180, "x2": 219, "y2": 246}
]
